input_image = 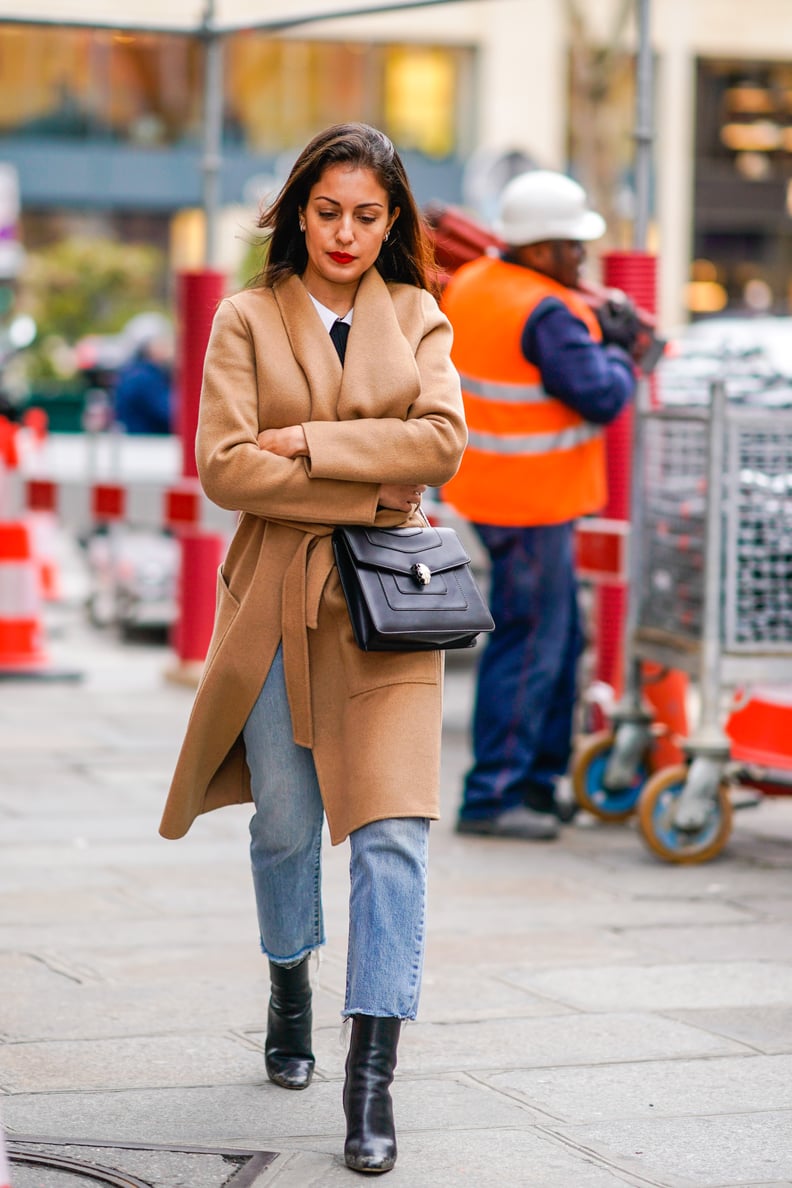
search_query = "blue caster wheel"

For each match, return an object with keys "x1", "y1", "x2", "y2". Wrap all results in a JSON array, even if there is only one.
[
  {"x1": 637, "y1": 764, "x2": 733, "y2": 863},
  {"x1": 572, "y1": 731, "x2": 648, "y2": 822}
]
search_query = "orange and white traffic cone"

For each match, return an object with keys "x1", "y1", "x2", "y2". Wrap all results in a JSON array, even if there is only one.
[
  {"x1": 0, "y1": 518, "x2": 79, "y2": 680},
  {"x1": 2, "y1": 412, "x2": 62, "y2": 602},
  {"x1": 26, "y1": 509, "x2": 62, "y2": 602},
  {"x1": 0, "y1": 520, "x2": 52, "y2": 676}
]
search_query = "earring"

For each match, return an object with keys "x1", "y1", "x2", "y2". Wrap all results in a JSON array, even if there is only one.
[
  {"x1": 383, "y1": 231, "x2": 390, "y2": 243},
  {"x1": 299, "y1": 219, "x2": 306, "y2": 232}
]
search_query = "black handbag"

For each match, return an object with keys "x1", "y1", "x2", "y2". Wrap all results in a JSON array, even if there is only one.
[{"x1": 332, "y1": 522, "x2": 494, "y2": 652}]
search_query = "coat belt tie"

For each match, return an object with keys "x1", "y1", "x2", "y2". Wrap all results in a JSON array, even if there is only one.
[{"x1": 281, "y1": 528, "x2": 335, "y2": 748}]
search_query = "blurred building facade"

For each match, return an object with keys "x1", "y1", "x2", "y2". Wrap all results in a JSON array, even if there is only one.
[{"x1": 2, "y1": 0, "x2": 792, "y2": 327}]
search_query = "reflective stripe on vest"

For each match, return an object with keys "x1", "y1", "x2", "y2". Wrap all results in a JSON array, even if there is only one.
[
  {"x1": 467, "y1": 420, "x2": 601, "y2": 456},
  {"x1": 458, "y1": 372, "x2": 548, "y2": 404},
  {"x1": 441, "y1": 256, "x2": 608, "y2": 525}
]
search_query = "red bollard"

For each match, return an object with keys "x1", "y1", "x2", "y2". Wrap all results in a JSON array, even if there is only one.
[
  {"x1": 175, "y1": 269, "x2": 226, "y2": 477},
  {"x1": 592, "y1": 251, "x2": 687, "y2": 763},
  {"x1": 593, "y1": 251, "x2": 655, "y2": 696},
  {"x1": 171, "y1": 530, "x2": 226, "y2": 666},
  {"x1": 168, "y1": 269, "x2": 227, "y2": 685}
]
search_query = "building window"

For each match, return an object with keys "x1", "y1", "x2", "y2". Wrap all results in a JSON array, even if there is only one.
[
  {"x1": 693, "y1": 59, "x2": 792, "y2": 314},
  {"x1": 384, "y1": 47, "x2": 457, "y2": 157},
  {"x1": 0, "y1": 25, "x2": 202, "y2": 145},
  {"x1": 225, "y1": 36, "x2": 472, "y2": 160},
  {"x1": 0, "y1": 26, "x2": 473, "y2": 161}
]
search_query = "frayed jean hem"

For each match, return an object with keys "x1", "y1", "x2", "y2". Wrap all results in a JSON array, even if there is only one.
[{"x1": 260, "y1": 939, "x2": 326, "y2": 966}]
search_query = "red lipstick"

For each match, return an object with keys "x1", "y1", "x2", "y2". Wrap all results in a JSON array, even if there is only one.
[{"x1": 329, "y1": 252, "x2": 355, "y2": 264}]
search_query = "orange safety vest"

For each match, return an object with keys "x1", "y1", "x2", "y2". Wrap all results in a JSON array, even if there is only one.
[{"x1": 442, "y1": 255, "x2": 607, "y2": 526}]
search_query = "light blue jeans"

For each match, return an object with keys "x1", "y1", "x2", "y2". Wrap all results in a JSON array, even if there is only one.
[{"x1": 243, "y1": 645, "x2": 429, "y2": 1020}]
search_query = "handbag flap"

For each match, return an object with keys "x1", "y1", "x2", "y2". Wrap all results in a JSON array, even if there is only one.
[{"x1": 337, "y1": 525, "x2": 471, "y2": 577}]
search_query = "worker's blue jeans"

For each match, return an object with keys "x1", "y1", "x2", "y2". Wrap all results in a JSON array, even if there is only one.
[
  {"x1": 244, "y1": 645, "x2": 428, "y2": 1020},
  {"x1": 459, "y1": 521, "x2": 584, "y2": 821}
]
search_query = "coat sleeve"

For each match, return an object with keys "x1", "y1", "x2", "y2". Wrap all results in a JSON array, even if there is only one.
[
  {"x1": 196, "y1": 299, "x2": 380, "y2": 524},
  {"x1": 302, "y1": 291, "x2": 467, "y2": 486}
]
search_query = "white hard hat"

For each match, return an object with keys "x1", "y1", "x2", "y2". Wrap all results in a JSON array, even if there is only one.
[{"x1": 494, "y1": 170, "x2": 606, "y2": 246}]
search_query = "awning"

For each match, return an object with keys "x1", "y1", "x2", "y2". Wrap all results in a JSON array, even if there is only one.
[{"x1": 0, "y1": 0, "x2": 465, "y2": 35}]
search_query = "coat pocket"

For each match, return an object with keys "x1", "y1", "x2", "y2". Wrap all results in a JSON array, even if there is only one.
[
  {"x1": 342, "y1": 638, "x2": 441, "y2": 697},
  {"x1": 205, "y1": 566, "x2": 241, "y2": 665}
]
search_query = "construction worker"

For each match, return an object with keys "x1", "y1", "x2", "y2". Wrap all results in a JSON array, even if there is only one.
[{"x1": 442, "y1": 170, "x2": 639, "y2": 839}]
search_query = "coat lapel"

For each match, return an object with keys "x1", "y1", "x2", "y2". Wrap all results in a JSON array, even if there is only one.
[
  {"x1": 273, "y1": 269, "x2": 420, "y2": 423},
  {"x1": 341, "y1": 269, "x2": 421, "y2": 417},
  {"x1": 274, "y1": 274, "x2": 341, "y2": 423}
]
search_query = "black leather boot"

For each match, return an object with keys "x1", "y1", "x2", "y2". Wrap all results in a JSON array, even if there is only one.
[
  {"x1": 343, "y1": 1014, "x2": 401, "y2": 1173},
  {"x1": 265, "y1": 957, "x2": 314, "y2": 1090}
]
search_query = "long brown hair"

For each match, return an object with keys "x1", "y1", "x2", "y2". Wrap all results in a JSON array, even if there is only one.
[{"x1": 255, "y1": 123, "x2": 438, "y2": 297}]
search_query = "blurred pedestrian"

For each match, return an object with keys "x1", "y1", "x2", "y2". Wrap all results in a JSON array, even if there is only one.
[
  {"x1": 442, "y1": 170, "x2": 639, "y2": 840},
  {"x1": 114, "y1": 324, "x2": 173, "y2": 434},
  {"x1": 159, "y1": 123, "x2": 466, "y2": 1174}
]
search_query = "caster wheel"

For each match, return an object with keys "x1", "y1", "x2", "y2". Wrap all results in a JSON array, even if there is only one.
[
  {"x1": 572, "y1": 731, "x2": 648, "y2": 822},
  {"x1": 637, "y1": 764, "x2": 733, "y2": 864}
]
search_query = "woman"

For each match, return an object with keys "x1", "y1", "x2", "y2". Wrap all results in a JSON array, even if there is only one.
[{"x1": 159, "y1": 123, "x2": 466, "y2": 1174}]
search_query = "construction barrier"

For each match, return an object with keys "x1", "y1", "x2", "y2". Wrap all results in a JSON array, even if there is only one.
[
  {"x1": 0, "y1": 408, "x2": 237, "y2": 679},
  {"x1": 0, "y1": 412, "x2": 60, "y2": 600},
  {"x1": 0, "y1": 520, "x2": 49, "y2": 673},
  {"x1": 23, "y1": 471, "x2": 234, "y2": 537},
  {"x1": 0, "y1": 272, "x2": 230, "y2": 680},
  {"x1": 0, "y1": 417, "x2": 79, "y2": 679}
]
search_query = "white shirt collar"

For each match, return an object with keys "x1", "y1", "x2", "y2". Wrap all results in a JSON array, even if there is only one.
[{"x1": 308, "y1": 293, "x2": 353, "y2": 333}]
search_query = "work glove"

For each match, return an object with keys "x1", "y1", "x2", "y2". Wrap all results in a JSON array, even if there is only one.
[{"x1": 596, "y1": 297, "x2": 641, "y2": 353}]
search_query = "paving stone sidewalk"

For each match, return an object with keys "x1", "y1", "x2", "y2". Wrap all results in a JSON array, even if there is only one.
[{"x1": 2, "y1": 592, "x2": 792, "y2": 1186}]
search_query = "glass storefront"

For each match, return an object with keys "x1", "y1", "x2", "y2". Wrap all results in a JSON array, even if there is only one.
[
  {"x1": 0, "y1": 26, "x2": 202, "y2": 146},
  {"x1": 692, "y1": 58, "x2": 792, "y2": 315},
  {"x1": 0, "y1": 24, "x2": 472, "y2": 159}
]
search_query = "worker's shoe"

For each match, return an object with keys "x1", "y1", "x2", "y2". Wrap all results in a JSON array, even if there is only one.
[
  {"x1": 553, "y1": 776, "x2": 580, "y2": 824},
  {"x1": 455, "y1": 805, "x2": 560, "y2": 840}
]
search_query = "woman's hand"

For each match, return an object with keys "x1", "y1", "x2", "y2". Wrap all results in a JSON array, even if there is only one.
[
  {"x1": 257, "y1": 425, "x2": 309, "y2": 458},
  {"x1": 377, "y1": 483, "x2": 427, "y2": 513}
]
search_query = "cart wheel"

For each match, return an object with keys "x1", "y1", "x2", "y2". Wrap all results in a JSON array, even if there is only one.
[
  {"x1": 637, "y1": 764, "x2": 733, "y2": 864},
  {"x1": 572, "y1": 731, "x2": 648, "y2": 822}
]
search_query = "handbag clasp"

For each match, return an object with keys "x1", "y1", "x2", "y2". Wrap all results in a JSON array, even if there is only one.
[{"x1": 411, "y1": 562, "x2": 432, "y2": 587}]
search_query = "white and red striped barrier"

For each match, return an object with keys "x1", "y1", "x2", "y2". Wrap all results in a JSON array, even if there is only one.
[
  {"x1": 13, "y1": 429, "x2": 236, "y2": 538},
  {"x1": 0, "y1": 420, "x2": 235, "y2": 680},
  {"x1": 23, "y1": 472, "x2": 235, "y2": 536}
]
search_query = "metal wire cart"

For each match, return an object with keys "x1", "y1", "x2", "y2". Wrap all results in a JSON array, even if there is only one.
[{"x1": 573, "y1": 380, "x2": 792, "y2": 863}]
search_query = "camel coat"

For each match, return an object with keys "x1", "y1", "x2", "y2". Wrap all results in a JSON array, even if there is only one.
[{"x1": 159, "y1": 268, "x2": 466, "y2": 845}]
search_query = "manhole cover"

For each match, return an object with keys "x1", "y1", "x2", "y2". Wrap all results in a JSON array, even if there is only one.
[{"x1": 7, "y1": 1139, "x2": 277, "y2": 1188}]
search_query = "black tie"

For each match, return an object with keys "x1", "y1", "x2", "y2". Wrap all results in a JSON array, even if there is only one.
[{"x1": 329, "y1": 319, "x2": 350, "y2": 365}]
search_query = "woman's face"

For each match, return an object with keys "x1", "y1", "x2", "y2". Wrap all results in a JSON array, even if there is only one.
[{"x1": 299, "y1": 164, "x2": 399, "y2": 308}]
